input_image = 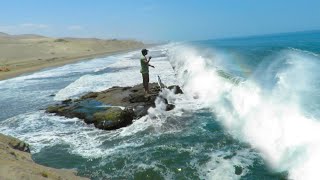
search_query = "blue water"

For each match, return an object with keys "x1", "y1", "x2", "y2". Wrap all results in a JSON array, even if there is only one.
[{"x1": 1, "y1": 31, "x2": 320, "y2": 179}]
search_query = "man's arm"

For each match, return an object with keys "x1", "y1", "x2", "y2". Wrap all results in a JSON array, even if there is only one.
[
  {"x1": 142, "y1": 59, "x2": 154, "y2": 68},
  {"x1": 143, "y1": 56, "x2": 151, "y2": 63},
  {"x1": 145, "y1": 57, "x2": 154, "y2": 68}
]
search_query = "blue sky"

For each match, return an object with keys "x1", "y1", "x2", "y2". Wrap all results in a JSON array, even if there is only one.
[{"x1": 0, "y1": 0, "x2": 319, "y2": 41}]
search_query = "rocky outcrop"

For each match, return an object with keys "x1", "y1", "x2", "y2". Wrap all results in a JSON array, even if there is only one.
[
  {"x1": 46, "y1": 83, "x2": 182, "y2": 130},
  {"x1": 167, "y1": 85, "x2": 183, "y2": 95},
  {"x1": 94, "y1": 107, "x2": 135, "y2": 130},
  {"x1": 0, "y1": 133, "x2": 31, "y2": 153},
  {"x1": 0, "y1": 133, "x2": 89, "y2": 180}
]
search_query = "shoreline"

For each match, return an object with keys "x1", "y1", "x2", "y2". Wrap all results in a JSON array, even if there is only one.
[
  {"x1": 0, "y1": 133, "x2": 89, "y2": 179},
  {"x1": 0, "y1": 47, "x2": 143, "y2": 81}
]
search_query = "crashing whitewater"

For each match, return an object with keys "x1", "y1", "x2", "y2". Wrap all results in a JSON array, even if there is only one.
[{"x1": 168, "y1": 44, "x2": 320, "y2": 180}]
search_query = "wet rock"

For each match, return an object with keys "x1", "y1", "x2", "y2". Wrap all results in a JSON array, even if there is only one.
[
  {"x1": 93, "y1": 107, "x2": 123, "y2": 122},
  {"x1": 73, "y1": 112, "x2": 90, "y2": 122},
  {"x1": 46, "y1": 83, "x2": 183, "y2": 130},
  {"x1": 94, "y1": 107, "x2": 134, "y2": 130},
  {"x1": 46, "y1": 105, "x2": 66, "y2": 114},
  {"x1": 129, "y1": 94, "x2": 148, "y2": 103},
  {"x1": 158, "y1": 96, "x2": 176, "y2": 111},
  {"x1": 62, "y1": 99, "x2": 72, "y2": 104},
  {"x1": 133, "y1": 105, "x2": 148, "y2": 118},
  {"x1": 81, "y1": 92, "x2": 99, "y2": 99},
  {"x1": 166, "y1": 104, "x2": 175, "y2": 111},
  {"x1": 168, "y1": 85, "x2": 183, "y2": 94},
  {"x1": 46, "y1": 100, "x2": 107, "y2": 123},
  {"x1": 234, "y1": 165, "x2": 243, "y2": 175}
]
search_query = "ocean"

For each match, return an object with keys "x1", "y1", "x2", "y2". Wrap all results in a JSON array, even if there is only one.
[{"x1": 0, "y1": 31, "x2": 320, "y2": 179}]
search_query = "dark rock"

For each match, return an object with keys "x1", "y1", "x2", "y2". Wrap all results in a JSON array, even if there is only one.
[
  {"x1": 129, "y1": 94, "x2": 148, "y2": 103},
  {"x1": 11, "y1": 141, "x2": 31, "y2": 153},
  {"x1": 166, "y1": 104, "x2": 175, "y2": 111},
  {"x1": 46, "y1": 83, "x2": 182, "y2": 130},
  {"x1": 93, "y1": 107, "x2": 134, "y2": 130},
  {"x1": 49, "y1": 94, "x2": 55, "y2": 97},
  {"x1": 47, "y1": 100, "x2": 105, "y2": 124},
  {"x1": 62, "y1": 99, "x2": 72, "y2": 104},
  {"x1": 46, "y1": 105, "x2": 58, "y2": 113},
  {"x1": 168, "y1": 85, "x2": 183, "y2": 94},
  {"x1": 81, "y1": 92, "x2": 99, "y2": 99},
  {"x1": 122, "y1": 87, "x2": 131, "y2": 91},
  {"x1": 234, "y1": 165, "x2": 243, "y2": 175},
  {"x1": 133, "y1": 105, "x2": 149, "y2": 118},
  {"x1": 73, "y1": 112, "x2": 89, "y2": 122},
  {"x1": 157, "y1": 96, "x2": 175, "y2": 111},
  {"x1": 93, "y1": 107, "x2": 123, "y2": 122},
  {"x1": 46, "y1": 105, "x2": 66, "y2": 114}
]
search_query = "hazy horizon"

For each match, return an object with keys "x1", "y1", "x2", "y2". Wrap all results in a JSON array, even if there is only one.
[{"x1": 1, "y1": 0, "x2": 319, "y2": 42}]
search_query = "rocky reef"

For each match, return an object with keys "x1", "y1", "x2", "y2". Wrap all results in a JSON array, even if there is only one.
[
  {"x1": 46, "y1": 83, "x2": 183, "y2": 130},
  {"x1": 0, "y1": 133, "x2": 89, "y2": 180}
]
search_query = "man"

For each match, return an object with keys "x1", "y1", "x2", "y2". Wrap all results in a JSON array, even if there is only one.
[{"x1": 140, "y1": 49, "x2": 155, "y2": 95}]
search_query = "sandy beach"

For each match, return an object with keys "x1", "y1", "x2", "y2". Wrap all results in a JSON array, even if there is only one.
[{"x1": 0, "y1": 32, "x2": 144, "y2": 80}]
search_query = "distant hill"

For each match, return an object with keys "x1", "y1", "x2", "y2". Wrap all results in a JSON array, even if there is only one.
[
  {"x1": 0, "y1": 32, "x2": 46, "y2": 39},
  {"x1": 0, "y1": 32, "x2": 10, "y2": 37},
  {"x1": 15, "y1": 34, "x2": 46, "y2": 39}
]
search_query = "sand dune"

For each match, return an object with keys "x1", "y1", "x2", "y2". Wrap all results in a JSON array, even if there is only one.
[{"x1": 0, "y1": 33, "x2": 145, "y2": 80}]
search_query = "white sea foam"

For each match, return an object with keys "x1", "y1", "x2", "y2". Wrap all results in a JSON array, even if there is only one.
[
  {"x1": 0, "y1": 111, "x2": 148, "y2": 158},
  {"x1": 168, "y1": 45, "x2": 320, "y2": 180},
  {"x1": 197, "y1": 149, "x2": 256, "y2": 180}
]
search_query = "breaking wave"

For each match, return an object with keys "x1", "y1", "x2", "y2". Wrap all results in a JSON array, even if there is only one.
[{"x1": 168, "y1": 44, "x2": 320, "y2": 179}]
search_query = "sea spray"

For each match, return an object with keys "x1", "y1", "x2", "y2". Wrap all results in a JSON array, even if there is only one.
[{"x1": 168, "y1": 44, "x2": 320, "y2": 179}]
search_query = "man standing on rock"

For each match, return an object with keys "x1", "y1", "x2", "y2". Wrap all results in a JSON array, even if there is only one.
[{"x1": 140, "y1": 49, "x2": 155, "y2": 96}]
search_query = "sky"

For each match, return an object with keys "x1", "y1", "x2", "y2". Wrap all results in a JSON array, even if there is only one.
[{"x1": 0, "y1": 0, "x2": 319, "y2": 41}]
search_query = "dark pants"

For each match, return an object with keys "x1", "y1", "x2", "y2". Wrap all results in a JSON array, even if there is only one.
[{"x1": 142, "y1": 73, "x2": 149, "y2": 92}]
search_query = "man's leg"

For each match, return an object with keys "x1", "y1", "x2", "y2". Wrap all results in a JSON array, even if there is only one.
[
  {"x1": 146, "y1": 73, "x2": 150, "y2": 93},
  {"x1": 142, "y1": 74, "x2": 148, "y2": 93}
]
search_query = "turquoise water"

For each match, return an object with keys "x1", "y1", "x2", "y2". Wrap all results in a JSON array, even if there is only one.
[{"x1": 0, "y1": 31, "x2": 320, "y2": 179}]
